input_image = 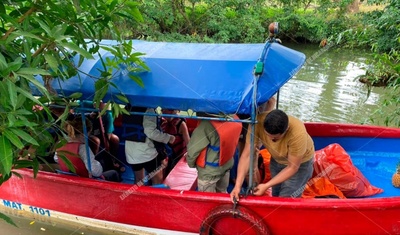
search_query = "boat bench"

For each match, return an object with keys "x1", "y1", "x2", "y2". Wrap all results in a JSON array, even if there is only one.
[{"x1": 163, "y1": 157, "x2": 197, "y2": 191}]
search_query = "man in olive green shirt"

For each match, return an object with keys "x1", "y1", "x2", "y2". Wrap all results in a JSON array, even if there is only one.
[
  {"x1": 187, "y1": 116, "x2": 241, "y2": 193},
  {"x1": 230, "y1": 109, "x2": 314, "y2": 200}
]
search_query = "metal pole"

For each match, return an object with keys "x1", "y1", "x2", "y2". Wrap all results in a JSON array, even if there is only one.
[{"x1": 80, "y1": 102, "x2": 93, "y2": 177}]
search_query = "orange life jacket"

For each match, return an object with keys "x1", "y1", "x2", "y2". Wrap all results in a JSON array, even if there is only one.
[
  {"x1": 161, "y1": 117, "x2": 186, "y2": 158},
  {"x1": 196, "y1": 117, "x2": 242, "y2": 168},
  {"x1": 57, "y1": 142, "x2": 89, "y2": 178}
]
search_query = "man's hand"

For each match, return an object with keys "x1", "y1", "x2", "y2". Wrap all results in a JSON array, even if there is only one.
[
  {"x1": 90, "y1": 112, "x2": 97, "y2": 119},
  {"x1": 182, "y1": 152, "x2": 188, "y2": 162},
  {"x1": 230, "y1": 187, "x2": 241, "y2": 203},
  {"x1": 168, "y1": 135, "x2": 176, "y2": 144},
  {"x1": 253, "y1": 183, "x2": 269, "y2": 196},
  {"x1": 162, "y1": 158, "x2": 168, "y2": 167}
]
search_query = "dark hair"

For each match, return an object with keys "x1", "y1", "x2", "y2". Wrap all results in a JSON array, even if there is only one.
[{"x1": 263, "y1": 109, "x2": 288, "y2": 134}]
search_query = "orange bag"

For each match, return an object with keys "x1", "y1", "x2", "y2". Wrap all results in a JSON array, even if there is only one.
[
  {"x1": 258, "y1": 149, "x2": 272, "y2": 184},
  {"x1": 302, "y1": 177, "x2": 346, "y2": 199},
  {"x1": 313, "y1": 143, "x2": 383, "y2": 197}
]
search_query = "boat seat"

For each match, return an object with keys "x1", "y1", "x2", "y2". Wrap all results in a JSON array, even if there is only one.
[{"x1": 163, "y1": 156, "x2": 197, "y2": 191}]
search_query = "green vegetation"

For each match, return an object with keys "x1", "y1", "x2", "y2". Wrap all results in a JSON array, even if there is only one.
[{"x1": 0, "y1": 0, "x2": 143, "y2": 186}]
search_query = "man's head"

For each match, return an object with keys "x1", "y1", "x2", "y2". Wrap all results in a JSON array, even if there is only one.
[{"x1": 263, "y1": 109, "x2": 288, "y2": 142}]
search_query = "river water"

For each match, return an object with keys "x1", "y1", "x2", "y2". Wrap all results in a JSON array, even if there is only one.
[
  {"x1": 0, "y1": 215, "x2": 111, "y2": 235},
  {"x1": 0, "y1": 43, "x2": 388, "y2": 234},
  {"x1": 280, "y1": 43, "x2": 388, "y2": 126}
]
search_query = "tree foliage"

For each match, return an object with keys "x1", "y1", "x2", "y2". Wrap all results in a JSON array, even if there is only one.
[
  {"x1": 132, "y1": 0, "x2": 367, "y2": 44},
  {"x1": 0, "y1": 0, "x2": 143, "y2": 185},
  {"x1": 370, "y1": 0, "x2": 400, "y2": 126}
]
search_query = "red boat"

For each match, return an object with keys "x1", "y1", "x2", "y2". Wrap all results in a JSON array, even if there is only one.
[{"x1": 1, "y1": 40, "x2": 400, "y2": 235}]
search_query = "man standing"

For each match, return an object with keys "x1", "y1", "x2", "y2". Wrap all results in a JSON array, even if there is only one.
[{"x1": 187, "y1": 114, "x2": 242, "y2": 193}]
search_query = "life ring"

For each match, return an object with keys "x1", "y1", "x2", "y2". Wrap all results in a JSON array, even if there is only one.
[{"x1": 199, "y1": 204, "x2": 270, "y2": 235}]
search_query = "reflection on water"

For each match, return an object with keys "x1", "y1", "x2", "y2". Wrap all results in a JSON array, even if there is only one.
[{"x1": 279, "y1": 43, "x2": 386, "y2": 125}]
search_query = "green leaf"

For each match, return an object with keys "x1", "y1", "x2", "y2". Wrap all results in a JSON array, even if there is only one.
[
  {"x1": 0, "y1": 135, "x2": 13, "y2": 176},
  {"x1": 11, "y1": 171, "x2": 22, "y2": 179},
  {"x1": 10, "y1": 129, "x2": 39, "y2": 146},
  {"x1": 112, "y1": 103, "x2": 121, "y2": 117},
  {"x1": 57, "y1": 152, "x2": 77, "y2": 173},
  {"x1": 3, "y1": 129, "x2": 24, "y2": 149},
  {"x1": 128, "y1": 73, "x2": 144, "y2": 88},
  {"x1": 44, "y1": 53, "x2": 59, "y2": 74},
  {"x1": 51, "y1": 24, "x2": 67, "y2": 41},
  {"x1": 32, "y1": 158, "x2": 39, "y2": 178},
  {"x1": 125, "y1": 1, "x2": 143, "y2": 22},
  {"x1": 35, "y1": 18, "x2": 52, "y2": 36},
  {"x1": 0, "y1": 2, "x2": 5, "y2": 14},
  {"x1": 125, "y1": 6, "x2": 143, "y2": 22},
  {"x1": 7, "y1": 114, "x2": 16, "y2": 127},
  {"x1": 15, "y1": 94, "x2": 27, "y2": 110},
  {"x1": 5, "y1": 33, "x2": 20, "y2": 46},
  {"x1": 68, "y1": 92, "x2": 82, "y2": 99},
  {"x1": 6, "y1": 80, "x2": 17, "y2": 110},
  {"x1": 119, "y1": 106, "x2": 130, "y2": 115},
  {"x1": 7, "y1": 58, "x2": 23, "y2": 73},
  {"x1": 19, "y1": 74, "x2": 49, "y2": 100},
  {"x1": 116, "y1": 94, "x2": 129, "y2": 103},
  {"x1": 0, "y1": 212, "x2": 17, "y2": 227},
  {"x1": 100, "y1": 45, "x2": 118, "y2": 54},
  {"x1": 0, "y1": 173, "x2": 12, "y2": 186},
  {"x1": 17, "y1": 68, "x2": 50, "y2": 76},
  {"x1": 94, "y1": 79, "x2": 109, "y2": 101},
  {"x1": 11, "y1": 31, "x2": 44, "y2": 42},
  {"x1": 109, "y1": 0, "x2": 118, "y2": 10},
  {"x1": 13, "y1": 109, "x2": 33, "y2": 116},
  {"x1": 55, "y1": 139, "x2": 68, "y2": 149},
  {"x1": 36, "y1": 156, "x2": 54, "y2": 172},
  {"x1": 13, "y1": 160, "x2": 35, "y2": 169},
  {"x1": 58, "y1": 42, "x2": 94, "y2": 59},
  {"x1": 124, "y1": 40, "x2": 133, "y2": 55},
  {"x1": 12, "y1": 120, "x2": 38, "y2": 128},
  {"x1": 0, "y1": 52, "x2": 7, "y2": 70},
  {"x1": 16, "y1": 87, "x2": 45, "y2": 107}
]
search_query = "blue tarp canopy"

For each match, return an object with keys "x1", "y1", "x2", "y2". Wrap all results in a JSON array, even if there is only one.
[{"x1": 37, "y1": 40, "x2": 306, "y2": 114}]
